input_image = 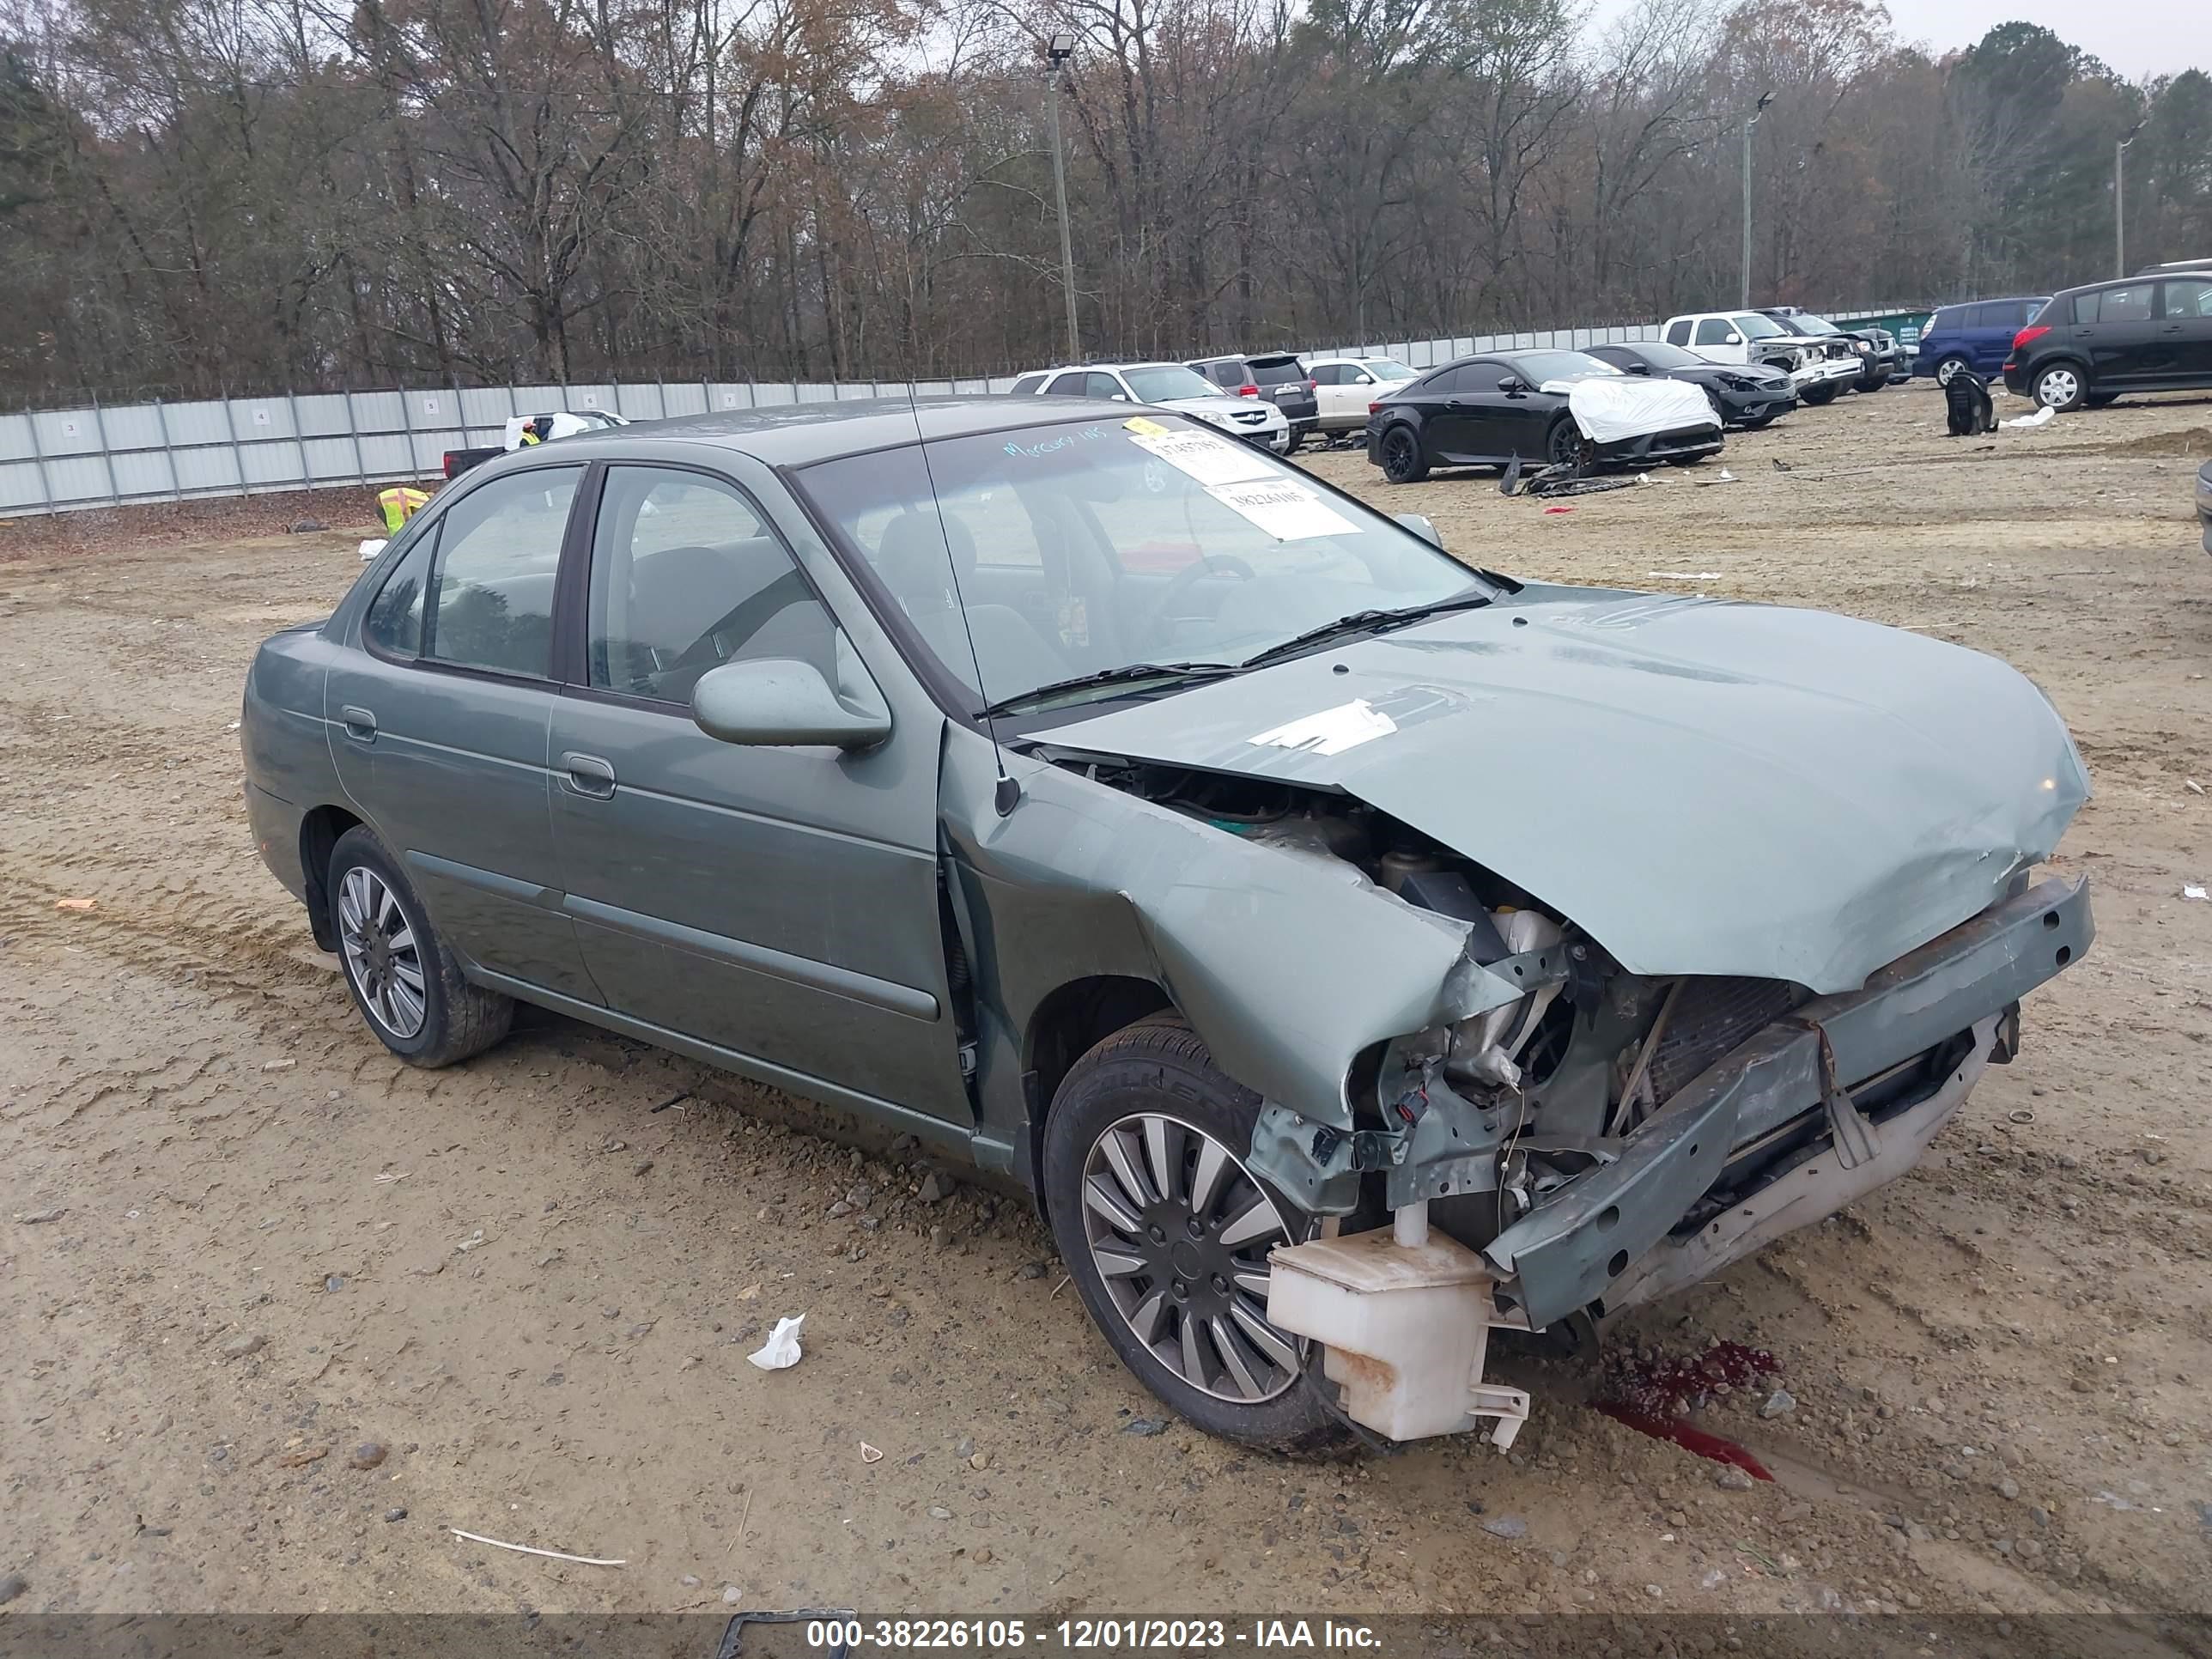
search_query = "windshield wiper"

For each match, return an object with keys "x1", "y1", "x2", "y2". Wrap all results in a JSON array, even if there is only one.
[
  {"x1": 979, "y1": 660, "x2": 1240, "y2": 718},
  {"x1": 1238, "y1": 592, "x2": 1495, "y2": 670}
]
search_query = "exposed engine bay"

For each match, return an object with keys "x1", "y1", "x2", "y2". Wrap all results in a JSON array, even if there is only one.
[{"x1": 1051, "y1": 750, "x2": 2092, "y2": 1449}]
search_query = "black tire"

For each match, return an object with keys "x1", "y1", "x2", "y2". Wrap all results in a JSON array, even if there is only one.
[
  {"x1": 1933, "y1": 355, "x2": 1972, "y2": 387},
  {"x1": 2032, "y1": 362, "x2": 2087, "y2": 413},
  {"x1": 1544, "y1": 417, "x2": 1589, "y2": 469},
  {"x1": 1282, "y1": 430, "x2": 1304, "y2": 457},
  {"x1": 1854, "y1": 373, "x2": 1887, "y2": 393},
  {"x1": 2086, "y1": 392, "x2": 2119, "y2": 410},
  {"x1": 1665, "y1": 451, "x2": 1710, "y2": 467},
  {"x1": 1378, "y1": 423, "x2": 1428, "y2": 484},
  {"x1": 1743, "y1": 414, "x2": 1779, "y2": 430},
  {"x1": 1042, "y1": 1015, "x2": 1348, "y2": 1455},
  {"x1": 328, "y1": 826, "x2": 513, "y2": 1067},
  {"x1": 1800, "y1": 382, "x2": 1842, "y2": 406}
]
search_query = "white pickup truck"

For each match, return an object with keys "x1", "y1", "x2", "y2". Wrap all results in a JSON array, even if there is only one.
[
  {"x1": 441, "y1": 409, "x2": 631, "y2": 479},
  {"x1": 1659, "y1": 312, "x2": 1862, "y2": 404}
]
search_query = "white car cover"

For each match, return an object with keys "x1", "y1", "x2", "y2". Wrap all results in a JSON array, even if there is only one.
[{"x1": 1540, "y1": 376, "x2": 1719, "y2": 444}]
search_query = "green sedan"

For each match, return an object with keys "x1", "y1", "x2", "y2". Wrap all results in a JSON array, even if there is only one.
[{"x1": 241, "y1": 398, "x2": 2092, "y2": 1452}]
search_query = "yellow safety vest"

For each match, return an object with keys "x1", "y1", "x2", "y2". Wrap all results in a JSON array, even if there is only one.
[{"x1": 378, "y1": 486, "x2": 430, "y2": 534}]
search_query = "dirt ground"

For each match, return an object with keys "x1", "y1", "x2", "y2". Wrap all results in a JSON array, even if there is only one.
[{"x1": 4, "y1": 380, "x2": 2212, "y2": 1627}]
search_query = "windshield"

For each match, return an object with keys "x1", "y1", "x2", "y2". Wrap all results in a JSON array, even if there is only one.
[
  {"x1": 1123, "y1": 365, "x2": 1221, "y2": 403},
  {"x1": 794, "y1": 415, "x2": 1492, "y2": 717},
  {"x1": 1735, "y1": 313, "x2": 1787, "y2": 339},
  {"x1": 1504, "y1": 350, "x2": 1620, "y2": 383},
  {"x1": 1624, "y1": 341, "x2": 1705, "y2": 369},
  {"x1": 1363, "y1": 360, "x2": 1416, "y2": 380}
]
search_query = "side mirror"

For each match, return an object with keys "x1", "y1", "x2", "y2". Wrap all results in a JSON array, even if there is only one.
[
  {"x1": 1498, "y1": 375, "x2": 1525, "y2": 395},
  {"x1": 1723, "y1": 332, "x2": 1743, "y2": 345},
  {"x1": 1627, "y1": 363, "x2": 1650, "y2": 375},
  {"x1": 1394, "y1": 512, "x2": 1443, "y2": 549},
  {"x1": 1353, "y1": 373, "x2": 1374, "y2": 386},
  {"x1": 692, "y1": 648, "x2": 891, "y2": 751}
]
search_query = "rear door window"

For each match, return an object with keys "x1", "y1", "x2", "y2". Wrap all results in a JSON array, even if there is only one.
[
  {"x1": 1009, "y1": 374, "x2": 1047, "y2": 394},
  {"x1": 1665, "y1": 319, "x2": 1692, "y2": 346},
  {"x1": 1044, "y1": 372, "x2": 1089, "y2": 396},
  {"x1": 1309, "y1": 364, "x2": 1345, "y2": 386},
  {"x1": 423, "y1": 466, "x2": 582, "y2": 678},
  {"x1": 2077, "y1": 285, "x2": 2154, "y2": 323}
]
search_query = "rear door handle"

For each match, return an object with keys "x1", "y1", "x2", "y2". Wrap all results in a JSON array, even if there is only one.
[
  {"x1": 339, "y1": 705, "x2": 377, "y2": 743},
  {"x1": 562, "y1": 751, "x2": 617, "y2": 799}
]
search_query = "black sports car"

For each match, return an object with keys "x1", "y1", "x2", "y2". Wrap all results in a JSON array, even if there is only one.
[
  {"x1": 1364, "y1": 349, "x2": 1724, "y2": 483},
  {"x1": 1584, "y1": 340, "x2": 1799, "y2": 429}
]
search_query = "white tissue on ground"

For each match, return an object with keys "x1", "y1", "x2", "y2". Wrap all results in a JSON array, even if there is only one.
[
  {"x1": 747, "y1": 1314, "x2": 805, "y2": 1370},
  {"x1": 2004, "y1": 405, "x2": 2056, "y2": 428}
]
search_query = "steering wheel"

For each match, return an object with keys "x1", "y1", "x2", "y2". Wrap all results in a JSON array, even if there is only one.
[{"x1": 1146, "y1": 553, "x2": 1256, "y2": 641}]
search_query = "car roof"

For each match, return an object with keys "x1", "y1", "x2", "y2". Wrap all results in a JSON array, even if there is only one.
[
  {"x1": 2050, "y1": 273, "x2": 2187, "y2": 297},
  {"x1": 523, "y1": 396, "x2": 1137, "y2": 469}
]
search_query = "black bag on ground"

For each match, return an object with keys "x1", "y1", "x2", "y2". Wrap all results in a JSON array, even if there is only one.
[{"x1": 1945, "y1": 369, "x2": 1996, "y2": 436}]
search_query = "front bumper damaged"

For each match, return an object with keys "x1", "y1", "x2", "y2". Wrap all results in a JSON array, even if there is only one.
[{"x1": 1255, "y1": 874, "x2": 2091, "y2": 1333}]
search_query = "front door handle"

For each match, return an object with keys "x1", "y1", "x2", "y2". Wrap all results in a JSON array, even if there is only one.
[
  {"x1": 339, "y1": 705, "x2": 377, "y2": 743},
  {"x1": 562, "y1": 751, "x2": 617, "y2": 799}
]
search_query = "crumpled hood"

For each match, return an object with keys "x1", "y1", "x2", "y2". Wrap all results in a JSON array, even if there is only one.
[{"x1": 1036, "y1": 585, "x2": 2088, "y2": 993}]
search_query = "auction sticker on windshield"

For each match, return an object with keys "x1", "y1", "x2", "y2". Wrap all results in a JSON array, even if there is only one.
[
  {"x1": 1125, "y1": 428, "x2": 1275, "y2": 488},
  {"x1": 1206, "y1": 478, "x2": 1358, "y2": 541}
]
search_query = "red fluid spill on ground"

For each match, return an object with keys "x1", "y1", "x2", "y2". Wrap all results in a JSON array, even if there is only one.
[{"x1": 1592, "y1": 1340, "x2": 1779, "y2": 1480}]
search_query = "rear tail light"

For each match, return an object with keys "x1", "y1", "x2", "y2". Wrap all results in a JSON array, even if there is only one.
[
  {"x1": 442, "y1": 453, "x2": 459, "y2": 478},
  {"x1": 1305, "y1": 380, "x2": 1317, "y2": 392},
  {"x1": 1368, "y1": 402, "x2": 1382, "y2": 416},
  {"x1": 2013, "y1": 325, "x2": 2051, "y2": 350},
  {"x1": 1238, "y1": 384, "x2": 1258, "y2": 397}
]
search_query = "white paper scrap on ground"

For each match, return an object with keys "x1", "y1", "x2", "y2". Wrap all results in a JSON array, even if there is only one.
[
  {"x1": 1125, "y1": 429, "x2": 1275, "y2": 488},
  {"x1": 1205, "y1": 478, "x2": 1358, "y2": 541},
  {"x1": 2005, "y1": 404, "x2": 2056, "y2": 428},
  {"x1": 1249, "y1": 699, "x2": 1397, "y2": 757},
  {"x1": 747, "y1": 1314, "x2": 805, "y2": 1370},
  {"x1": 1650, "y1": 571, "x2": 1723, "y2": 580}
]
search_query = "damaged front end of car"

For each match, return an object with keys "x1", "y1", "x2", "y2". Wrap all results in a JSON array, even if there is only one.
[{"x1": 958, "y1": 588, "x2": 2094, "y2": 1449}]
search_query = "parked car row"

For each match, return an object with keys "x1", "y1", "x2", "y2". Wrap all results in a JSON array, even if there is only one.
[{"x1": 1908, "y1": 265, "x2": 2212, "y2": 410}]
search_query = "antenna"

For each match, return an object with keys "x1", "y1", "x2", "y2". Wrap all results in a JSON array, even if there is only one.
[{"x1": 904, "y1": 380, "x2": 1021, "y2": 817}]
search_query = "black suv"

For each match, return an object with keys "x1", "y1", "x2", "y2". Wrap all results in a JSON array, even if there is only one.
[
  {"x1": 2005, "y1": 272, "x2": 2212, "y2": 410},
  {"x1": 1189, "y1": 353, "x2": 1319, "y2": 452}
]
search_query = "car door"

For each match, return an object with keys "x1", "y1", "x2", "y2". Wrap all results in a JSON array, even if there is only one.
[
  {"x1": 325, "y1": 463, "x2": 601, "y2": 1000},
  {"x1": 1484, "y1": 362, "x2": 1559, "y2": 459},
  {"x1": 545, "y1": 461, "x2": 971, "y2": 1126},
  {"x1": 2157, "y1": 276, "x2": 2212, "y2": 380},
  {"x1": 1691, "y1": 317, "x2": 1744, "y2": 365},
  {"x1": 1969, "y1": 302, "x2": 2017, "y2": 373},
  {"x1": 1414, "y1": 365, "x2": 1486, "y2": 460},
  {"x1": 2074, "y1": 283, "x2": 2161, "y2": 386}
]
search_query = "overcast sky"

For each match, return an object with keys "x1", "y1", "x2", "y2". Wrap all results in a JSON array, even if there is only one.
[{"x1": 1587, "y1": 0, "x2": 2208, "y2": 80}]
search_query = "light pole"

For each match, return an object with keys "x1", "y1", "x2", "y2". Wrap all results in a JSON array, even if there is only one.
[
  {"x1": 1741, "y1": 90, "x2": 1772, "y2": 308},
  {"x1": 1045, "y1": 33, "x2": 1080, "y2": 361},
  {"x1": 2116, "y1": 118, "x2": 2145, "y2": 277}
]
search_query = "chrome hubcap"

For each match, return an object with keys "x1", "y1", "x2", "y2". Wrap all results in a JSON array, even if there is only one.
[
  {"x1": 2039, "y1": 369, "x2": 2077, "y2": 408},
  {"x1": 1080, "y1": 1113, "x2": 1302, "y2": 1403},
  {"x1": 1936, "y1": 358, "x2": 1963, "y2": 385},
  {"x1": 338, "y1": 867, "x2": 427, "y2": 1039}
]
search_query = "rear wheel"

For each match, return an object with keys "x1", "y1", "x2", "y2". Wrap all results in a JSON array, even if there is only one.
[
  {"x1": 1934, "y1": 355, "x2": 1972, "y2": 386},
  {"x1": 1043, "y1": 1016, "x2": 1346, "y2": 1454},
  {"x1": 1801, "y1": 382, "x2": 1841, "y2": 406},
  {"x1": 1378, "y1": 423, "x2": 1428, "y2": 484},
  {"x1": 2033, "y1": 363, "x2": 2087, "y2": 411},
  {"x1": 329, "y1": 827, "x2": 513, "y2": 1067}
]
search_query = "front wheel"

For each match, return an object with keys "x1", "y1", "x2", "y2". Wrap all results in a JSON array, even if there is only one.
[
  {"x1": 1545, "y1": 417, "x2": 1590, "y2": 469},
  {"x1": 1042, "y1": 1016, "x2": 1346, "y2": 1454},
  {"x1": 329, "y1": 827, "x2": 513, "y2": 1066},
  {"x1": 1801, "y1": 382, "x2": 1841, "y2": 406},
  {"x1": 1378, "y1": 423, "x2": 1428, "y2": 484},
  {"x1": 2033, "y1": 363, "x2": 2087, "y2": 412}
]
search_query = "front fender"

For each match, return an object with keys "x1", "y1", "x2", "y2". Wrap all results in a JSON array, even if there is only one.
[{"x1": 939, "y1": 732, "x2": 1528, "y2": 1139}]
